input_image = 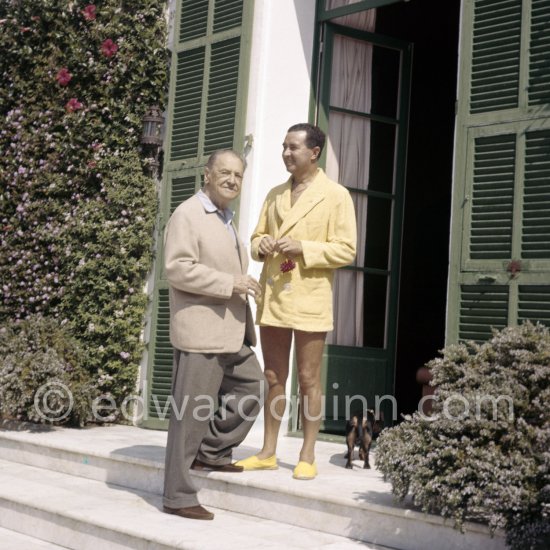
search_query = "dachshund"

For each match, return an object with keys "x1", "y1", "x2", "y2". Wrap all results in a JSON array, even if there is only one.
[{"x1": 344, "y1": 409, "x2": 383, "y2": 469}]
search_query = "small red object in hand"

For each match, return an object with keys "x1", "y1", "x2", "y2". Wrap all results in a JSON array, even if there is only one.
[{"x1": 280, "y1": 258, "x2": 296, "y2": 273}]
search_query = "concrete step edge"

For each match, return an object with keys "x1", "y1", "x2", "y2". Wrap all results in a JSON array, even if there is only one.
[{"x1": 0, "y1": 458, "x2": 379, "y2": 550}]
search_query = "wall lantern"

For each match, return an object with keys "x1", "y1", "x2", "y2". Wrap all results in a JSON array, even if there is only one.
[{"x1": 141, "y1": 105, "x2": 164, "y2": 178}]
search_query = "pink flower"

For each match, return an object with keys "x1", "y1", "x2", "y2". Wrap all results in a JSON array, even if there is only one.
[
  {"x1": 101, "y1": 38, "x2": 118, "y2": 58},
  {"x1": 65, "y1": 98, "x2": 83, "y2": 112},
  {"x1": 82, "y1": 5, "x2": 96, "y2": 21},
  {"x1": 280, "y1": 258, "x2": 296, "y2": 273},
  {"x1": 507, "y1": 260, "x2": 522, "y2": 278},
  {"x1": 56, "y1": 68, "x2": 72, "y2": 86}
]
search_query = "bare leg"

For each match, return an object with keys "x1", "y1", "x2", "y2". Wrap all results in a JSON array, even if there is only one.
[
  {"x1": 295, "y1": 330, "x2": 326, "y2": 464},
  {"x1": 256, "y1": 326, "x2": 292, "y2": 459}
]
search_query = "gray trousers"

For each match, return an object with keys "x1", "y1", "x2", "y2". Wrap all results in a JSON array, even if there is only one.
[{"x1": 163, "y1": 344, "x2": 265, "y2": 508}]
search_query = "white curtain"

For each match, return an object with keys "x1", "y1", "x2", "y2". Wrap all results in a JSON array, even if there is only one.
[
  {"x1": 325, "y1": 1, "x2": 376, "y2": 31},
  {"x1": 325, "y1": 7, "x2": 376, "y2": 347}
]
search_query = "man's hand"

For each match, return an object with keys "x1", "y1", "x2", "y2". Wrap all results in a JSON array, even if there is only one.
[
  {"x1": 276, "y1": 237, "x2": 302, "y2": 258},
  {"x1": 233, "y1": 274, "x2": 262, "y2": 298},
  {"x1": 258, "y1": 235, "x2": 277, "y2": 257}
]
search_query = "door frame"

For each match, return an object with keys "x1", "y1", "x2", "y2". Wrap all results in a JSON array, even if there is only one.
[{"x1": 289, "y1": 8, "x2": 413, "y2": 436}]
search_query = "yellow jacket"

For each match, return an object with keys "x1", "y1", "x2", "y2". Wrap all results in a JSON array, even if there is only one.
[{"x1": 251, "y1": 169, "x2": 357, "y2": 331}]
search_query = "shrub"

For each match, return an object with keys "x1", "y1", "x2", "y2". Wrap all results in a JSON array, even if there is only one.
[
  {"x1": 0, "y1": 315, "x2": 98, "y2": 426},
  {"x1": 56, "y1": 152, "x2": 157, "y2": 403},
  {"x1": 375, "y1": 322, "x2": 550, "y2": 550},
  {"x1": 0, "y1": 1, "x2": 166, "y2": 407}
]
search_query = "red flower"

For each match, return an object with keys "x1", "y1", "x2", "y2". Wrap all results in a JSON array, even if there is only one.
[
  {"x1": 56, "y1": 68, "x2": 72, "y2": 86},
  {"x1": 280, "y1": 258, "x2": 296, "y2": 273},
  {"x1": 101, "y1": 38, "x2": 118, "y2": 58},
  {"x1": 66, "y1": 98, "x2": 83, "y2": 112},
  {"x1": 82, "y1": 5, "x2": 97, "y2": 21},
  {"x1": 507, "y1": 260, "x2": 522, "y2": 278}
]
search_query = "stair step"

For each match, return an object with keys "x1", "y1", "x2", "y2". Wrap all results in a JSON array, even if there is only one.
[
  {"x1": 0, "y1": 422, "x2": 506, "y2": 550},
  {"x1": 0, "y1": 527, "x2": 69, "y2": 550},
  {"x1": 0, "y1": 458, "x2": 383, "y2": 550}
]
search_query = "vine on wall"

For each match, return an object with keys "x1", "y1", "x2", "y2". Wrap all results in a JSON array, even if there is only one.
[{"x1": 0, "y1": 0, "x2": 167, "y2": 411}]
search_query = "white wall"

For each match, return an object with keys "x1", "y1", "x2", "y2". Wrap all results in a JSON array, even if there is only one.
[
  {"x1": 239, "y1": 0, "x2": 316, "y2": 251},
  {"x1": 237, "y1": 0, "x2": 317, "y2": 434},
  {"x1": 238, "y1": 0, "x2": 316, "y2": 276}
]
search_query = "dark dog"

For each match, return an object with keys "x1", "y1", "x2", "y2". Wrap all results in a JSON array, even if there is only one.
[{"x1": 344, "y1": 409, "x2": 383, "y2": 469}]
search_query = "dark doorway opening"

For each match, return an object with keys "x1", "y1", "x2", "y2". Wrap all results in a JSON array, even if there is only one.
[{"x1": 376, "y1": 0, "x2": 461, "y2": 417}]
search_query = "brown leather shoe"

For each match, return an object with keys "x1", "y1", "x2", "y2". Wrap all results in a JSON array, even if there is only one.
[
  {"x1": 163, "y1": 504, "x2": 214, "y2": 520},
  {"x1": 191, "y1": 459, "x2": 244, "y2": 473}
]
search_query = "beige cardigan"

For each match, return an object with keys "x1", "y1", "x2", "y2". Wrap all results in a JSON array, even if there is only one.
[
  {"x1": 251, "y1": 169, "x2": 357, "y2": 332},
  {"x1": 164, "y1": 194, "x2": 256, "y2": 353}
]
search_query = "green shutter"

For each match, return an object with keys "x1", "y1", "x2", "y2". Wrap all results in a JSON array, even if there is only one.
[
  {"x1": 470, "y1": 0, "x2": 522, "y2": 114},
  {"x1": 459, "y1": 285, "x2": 509, "y2": 342},
  {"x1": 145, "y1": 172, "x2": 201, "y2": 422},
  {"x1": 204, "y1": 36, "x2": 241, "y2": 152},
  {"x1": 180, "y1": 0, "x2": 209, "y2": 41},
  {"x1": 142, "y1": 0, "x2": 253, "y2": 429},
  {"x1": 171, "y1": 47, "x2": 206, "y2": 161},
  {"x1": 523, "y1": 129, "x2": 550, "y2": 258},
  {"x1": 528, "y1": 0, "x2": 550, "y2": 106},
  {"x1": 469, "y1": 134, "x2": 516, "y2": 259},
  {"x1": 518, "y1": 285, "x2": 550, "y2": 327},
  {"x1": 148, "y1": 289, "x2": 172, "y2": 420},
  {"x1": 213, "y1": 0, "x2": 243, "y2": 32},
  {"x1": 447, "y1": 0, "x2": 550, "y2": 344},
  {"x1": 170, "y1": 175, "x2": 198, "y2": 213}
]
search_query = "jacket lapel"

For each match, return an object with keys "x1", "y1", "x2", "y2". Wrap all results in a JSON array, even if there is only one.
[
  {"x1": 276, "y1": 170, "x2": 328, "y2": 238},
  {"x1": 233, "y1": 224, "x2": 248, "y2": 273},
  {"x1": 274, "y1": 181, "x2": 292, "y2": 229}
]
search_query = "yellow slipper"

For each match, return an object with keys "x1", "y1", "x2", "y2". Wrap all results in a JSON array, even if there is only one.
[
  {"x1": 234, "y1": 454, "x2": 278, "y2": 471},
  {"x1": 293, "y1": 461, "x2": 317, "y2": 480}
]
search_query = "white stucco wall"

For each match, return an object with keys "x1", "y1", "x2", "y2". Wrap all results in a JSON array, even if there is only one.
[
  {"x1": 236, "y1": 0, "x2": 317, "y2": 434},
  {"x1": 238, "y1": 0, "x2": 316, "y2": 268}
]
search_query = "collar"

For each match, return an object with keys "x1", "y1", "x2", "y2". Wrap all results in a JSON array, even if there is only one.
[{"x1": 197, "y1": 189, "x2": 234, "y2": 221}]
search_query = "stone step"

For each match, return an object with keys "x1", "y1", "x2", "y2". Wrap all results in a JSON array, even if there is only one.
[
  {"x1": 0, "y1": 527, "x2": 69, "y2": 550},
  {"x1": 0, "y1": 422, "x2": 506, "y2": 550},
  {"x1": 0, "y1": 458, "x2": 383, "y2": 550}
]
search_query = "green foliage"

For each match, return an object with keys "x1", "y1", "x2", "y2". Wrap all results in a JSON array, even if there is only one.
[
  {"x1": 0, "y1": 315, "x2": 97, "y2": 426},
  {"x1": 376, "y1": 322, "x2": 550, "y2": 549},
  {"x1": 0, "y1": 1, "x2": 166, "y2": 409},
  {"x1": 58, "y1": 152, "x2": 157, "y2": 398}
]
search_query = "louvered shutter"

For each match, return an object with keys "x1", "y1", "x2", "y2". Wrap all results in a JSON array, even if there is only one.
[
  {"x1": 447, "y1": 0, "x2": 550, "y2": 344},
  {"x1": 143, "y1": 0, "x2": 253, "y2": 428}
]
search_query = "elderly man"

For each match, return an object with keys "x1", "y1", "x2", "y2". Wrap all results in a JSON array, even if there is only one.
[{"x1": 162, "y1": 149, "x2": 264, "y2": 521}]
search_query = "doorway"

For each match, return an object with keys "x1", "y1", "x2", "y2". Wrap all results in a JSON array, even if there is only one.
[
  {"x1": 295, "y1": 0, "x2": 461, "y2": 436},
  {"x1": 375, "y1": 0, "x2": 461, "y2": 417}
]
